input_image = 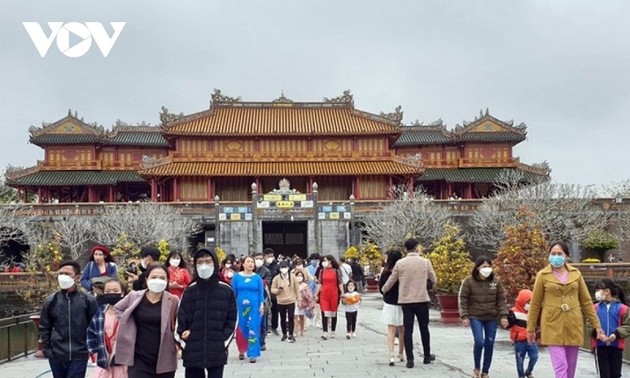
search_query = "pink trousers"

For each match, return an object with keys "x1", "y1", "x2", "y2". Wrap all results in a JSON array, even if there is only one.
[{"x1": 548, "y1": 345, "x2": 579, "y2": 378}]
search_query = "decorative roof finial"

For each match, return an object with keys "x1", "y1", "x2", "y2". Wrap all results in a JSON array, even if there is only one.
[
  {"x1": 272, "y1": 90, "x2": 293, "y2": 103},
  {"x1": 323, "y1": 90, "x2": 353, "y2": 104},
  {"x1": 379, "y1": 105, "x2": 404, "y2": 124},
  {"x1": 210, "y1": 88, "x2": 241, "y2": 104},
  {"x1": 485, "y1": 107, "x2": 489, "y2": 116}
]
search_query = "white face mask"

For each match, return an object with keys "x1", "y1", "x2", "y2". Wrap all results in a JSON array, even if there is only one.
[
  {"x1": 169, "y1": 259, "x2": 180, "y2": 268},
  {"x1": 524, "y1": 304, "x2": 531, "y2": 312},
  {"x1": 265, "y1": 257, "x2": 274, "y2": 265},
  {"x1": 197, "y1": 264, "x2": 214, "y2": 280},
  {"x1": 280, "y1": 267, "x2": 289, "y2": 274},
  {"x1": 322, "y1": 261, "x2": 330, "y2": 268},
  {"x1": 58, "y1": 274, "x2": 75, "y2": 290},
  {"x1": 225, "y1": 263, "x2": 232, "y2": 269},
  {"x1": 141, "y1": 258, "x2": 148, "y2": 269},
  {"x1": 147, "y1": 278, "x2": 167, "y2": 293},
  {"x1": 595, "y1": 290, "x2": 604, "y2": 302},
  {"x1": 227, "y1": 271, "x2": 234, "y2": 278},
  {"x1": 479, "y1": 267, "x2": 492, "y2": 278},
  {"x1": 255, "y1": 259, "x2": 264, "y2": 268}
]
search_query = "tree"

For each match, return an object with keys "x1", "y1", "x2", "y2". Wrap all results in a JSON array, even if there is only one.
[
  {"x1": 0, "y1": 204, "x2": 37, "y2": 247},
  {"x1": 53, "y1": 216, "x2": 95, "y2": 260},
  {"x1": 468, "y1": 170, "x2": 610, "y2": 251},
  {"x1": 494, "y1": 208, "x2": 549, "y2": 302},
  {"x1": 602, "y1": 180, "x2": 630, "y2": 242},
  {"x1": 426, "y1": 222, "x2": 473, "y2": 294},
  {"x1": 361, "y1": 186, "x2": 453, "y2": 250},
  {"x1": 93, "y1": 203, "x2": 201, "y2": 249}
]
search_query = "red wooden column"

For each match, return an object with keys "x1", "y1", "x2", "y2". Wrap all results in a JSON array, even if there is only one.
[
  {"x1": 151, "y1": 179, "x2": 158, "y2": 202},
  {"x1": 173, "y1": 178, "x2": 179, "y2": 201},
  {"x1": 207, "y1": 178, "x2": 213, "y2": 201},
  {"x1": 108, "y1": 186, "x2": 114, "y2": 202},
  {"x1": 37, "y1": 187, "x2": 42, "y2": 203}
]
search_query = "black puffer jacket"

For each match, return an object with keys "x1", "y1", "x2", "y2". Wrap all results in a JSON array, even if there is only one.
[
  {"x1": 177, "y1": 248, "x2": 237, "y2": 368},
  {"x1": 379, "y1": 270, "x2": 399, "y2": 305},
  {"x1": 39, "y1": 288, "x2": 98, "y2": 360}
]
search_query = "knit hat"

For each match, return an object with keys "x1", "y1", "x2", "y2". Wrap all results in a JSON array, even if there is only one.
[{"x1": 91, "y1": 245, "x2": 110, "y2": 257}]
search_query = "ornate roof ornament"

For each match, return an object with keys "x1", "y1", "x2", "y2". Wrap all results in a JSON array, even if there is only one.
[
  {"x1": 210, "y1": 88, "x2": 241, "y2": 104},
  {"x1": 323, "y1": 90, "x2": 353, "y2": 104},
  {"x1": 379, "y1": 105, "x2": 403, "y2": 124},
  {"x1": 268, "y1": 178, "x2": 300, "y2": 195},
  {"x1": 272, "y1": 90, "x2": 293, "y2": 103},
  {"x1": 159, "y1": 106, "x2": 185, "y2": 126}
]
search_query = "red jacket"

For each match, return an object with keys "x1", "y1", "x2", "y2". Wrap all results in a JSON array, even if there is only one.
[{"x1": 509, "y1": 289, "x2": 533, "y2": 342}]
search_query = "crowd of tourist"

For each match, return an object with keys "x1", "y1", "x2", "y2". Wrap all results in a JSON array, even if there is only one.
[{"x1": 35, "y1": 240, "x2": 630, "y2": 378}]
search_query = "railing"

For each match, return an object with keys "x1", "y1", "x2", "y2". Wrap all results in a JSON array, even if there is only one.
[
  {"x1": 573, "y1": 263, "x2": 630, "y2": 281},
  {"x1": 458, "y1": 157, "x2": 518, "y2": 168},
  {"x1": 0, "y1": 314, "x2": 39, "y2": 363},
  {"x1": 37, "y1": 159, "x2": 102, "y2": 170}
]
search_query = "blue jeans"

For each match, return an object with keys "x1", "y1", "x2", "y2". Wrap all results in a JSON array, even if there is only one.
[
  {"x1": 514, "y1": 340, "x2": 538, "y2": 377},
  {"x1": 469, "y1": 318, "x2": 497, "y2": 373},
  {"x1": 49, "y1": 359, "x2": 88, "y2": 378}
]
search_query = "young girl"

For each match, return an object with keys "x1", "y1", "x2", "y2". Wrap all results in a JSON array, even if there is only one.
[
  {"x1": 87, "y1": 278, "x2": 127, "y2": 378},
  {"x1": 294, "y1": 270, "x2": 315, "y2": 336},
  {"x1": 341, "y1": 280, "x2": 361, "y2": 339},
  {"x1": 591, "y1": 278, "x2": 630, "y2": 378}
]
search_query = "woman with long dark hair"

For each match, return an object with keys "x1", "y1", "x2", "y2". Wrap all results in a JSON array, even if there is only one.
[
  {"x1": 459, "y1": 255, "x2": 509, "y2": 378},
  {"x1": 315, "y1": 255, "x2": 344, "y2": 340},
  {"x1": 379, "y1": 247, "x2": 405, "y2": 366},
  {"x1": 232, "y1": 256, "x2": 265, "y2": 363},
  {"x1": 166, "y1": 250, "x2": 191, "y2": 299},
  {"x1": 81, "y1": 245, "x2": 118, "y2": 295}
]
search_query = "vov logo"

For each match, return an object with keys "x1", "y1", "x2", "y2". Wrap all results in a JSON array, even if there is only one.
[{"x1": 23, "y1": 22, "x2": 126, "y2": 57}]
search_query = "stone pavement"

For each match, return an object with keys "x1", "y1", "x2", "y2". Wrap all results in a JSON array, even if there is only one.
[{"x1": 0, "y1": 292, "x2": 615, "y2": 377}]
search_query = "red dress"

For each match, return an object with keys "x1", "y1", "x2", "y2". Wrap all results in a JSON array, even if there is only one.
[
  {"x1": 168, "y1": 266, "x2": 191, "y2": 298},
  {"x1": 319, "y1": 268, "x2": 340, "y2": 317}
]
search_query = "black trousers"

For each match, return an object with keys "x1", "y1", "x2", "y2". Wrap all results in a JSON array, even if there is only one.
[
  {"x1": 402, "y1": 302, "x2": 431, "y2": 362},
  {"x1": 277, "y1": 303, "x2": 295, "y2": 336},
  {"x1": 270, "y1": 298, "x2": 279, "y2": 330},
  {"x1": 596, "y1": 346, "x2": 622, "y2": 378},
  {"x1": 185, "y1": 366, "x2": 225, "y2": 378},
  {"x1": 346, "y1": 311, "x2": 358, "y2": 332},
  {"x1": 321, "y1": 311, "x2": 338, "y2": 332}
]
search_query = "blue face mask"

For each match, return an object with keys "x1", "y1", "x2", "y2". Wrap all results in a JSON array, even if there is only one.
[
  {"x1": 549, "y1": 255, "x2": 565, "y2": 268},
  {"x1": 311, "y1": 260, "x2": 318, "y2": 267}
]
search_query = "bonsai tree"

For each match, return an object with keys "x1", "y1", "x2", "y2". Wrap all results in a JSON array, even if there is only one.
[
  {"x1": 582, "y1": 229, "x2": 619, "y2": 261},
  {"x1": 494, "y1": 208, "x2": 549, "y2": 303},
  {"x1": 426, "y1": 222, "x2": 473, "y2": 294}
]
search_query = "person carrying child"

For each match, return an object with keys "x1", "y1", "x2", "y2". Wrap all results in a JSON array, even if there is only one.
[
  {"x1": 508, "y1": 289, "x2": 538, "y2": 378},
  {"x1": 341, "y1": 280, "x2": 362, "y2": 339},
  {"x1": 590, "y1": 278, "x2": 630, "y2": 378}
]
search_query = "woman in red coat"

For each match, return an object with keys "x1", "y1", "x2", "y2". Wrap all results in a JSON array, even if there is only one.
[
  {"x1": 166, "y1": 251, "x2": 191, "y2": 299},
  {"x1": 315, "y1": 255, "x2": 344, "y2": 340}
]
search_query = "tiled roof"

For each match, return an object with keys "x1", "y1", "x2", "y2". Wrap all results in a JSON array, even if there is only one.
[
  {"x1": 30, "y1": 134, "x2": 102, "y2": 146},
  {"x1": 140, "y1": 160, "x2": 421, "y2": 177},
  {"x1": 418, "y1": 168, "x2": 544, "y2": 183},
  {"x1": 106, "y1": 131, "x2": 169, "y2": 147},
  {"x1": 164, "y1": 105, "x2": 401, "y2": 136},
  {"x1": 394, "y1": 126, "x2": 451, "y2": 146},
  {"x1": 458, "y1": 132, "x2": 526, "y2": 143},
  {"x1": 6, "y1": 170, "x2": 146, "y2": 187}
]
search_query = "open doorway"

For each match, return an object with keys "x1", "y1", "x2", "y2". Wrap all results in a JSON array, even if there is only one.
[{"x1": 262, "y1": 221, "x2": 308, "y2": 259}]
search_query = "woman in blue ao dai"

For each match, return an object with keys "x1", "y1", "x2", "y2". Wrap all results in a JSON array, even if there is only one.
[{"x1": 232, "y1": 255, "x2": 265, "y2": 363}]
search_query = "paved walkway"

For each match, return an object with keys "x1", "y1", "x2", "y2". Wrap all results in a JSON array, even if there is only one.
[{"x1": 0, "y1": 292, "x2": 614, "y2": 377}]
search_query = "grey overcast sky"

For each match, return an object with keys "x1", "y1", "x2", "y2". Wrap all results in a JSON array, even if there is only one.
[{"x1": 1, "y1": 1, "x2": 628, "y2": 187}]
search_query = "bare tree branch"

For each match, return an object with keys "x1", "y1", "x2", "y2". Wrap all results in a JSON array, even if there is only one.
[{"x1": 54, "y1": 217, "x2": 95, "y2": 260}]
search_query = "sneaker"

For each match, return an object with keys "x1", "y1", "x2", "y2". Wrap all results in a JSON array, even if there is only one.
[
  {"x1": 281, "y1": 334, "x2": 288, "y2": 341},
  {"x1": 388, "y1": 356, "x2": 395, "y2": 366},
  {"x1": 288, "y1": 335, "x2": 296, "y2": 343},
  {"x1": 272, "y1": 329, "x2": 279, "y2": 336},
  {"x1": 346, "y1": 333, "x2": 351, "y2": 339},
  {"x1": 321, "y1": 332, "x2": 328, "y2": 340},
  {"x1": 394, "y1": 338, "x2": 399, "y2": 345},
  {"x1": 397, "y1": 354, "x2": 404, "y2": 362},
  {"x1": 525, "y1": 374, "x2": 534, "y2": 378},
  {"x1": 406, "y1": 360, "x2": 414, "y2": 368},
  {"x1": 352, "y1": 332, "x2": 356, "y2": 338},
  {"x1": 238, "y1": 353, "x2": 244, "y2": 360},
  {"x1": 423, "y1": 354, "x2": 435, "y2": 364},
  {"x1": 330, "y1": 332, "x2": 336, "y2": 338},
  {"x1": 480, "y1": 374, "x2": 489, "y2": 378},
  {"x1": 250, "y1": 358, "x2": 256, "y2": 363},
  {"x1": 472, "y1": 369, "x2": 480, "y2": 378},
  {"x1": 261, "y1": 345, "x2": 267, "y2": 351}
]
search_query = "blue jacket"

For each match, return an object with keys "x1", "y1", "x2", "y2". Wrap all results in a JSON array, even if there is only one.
[{"x1": 80, "y1": 261, "x2": 117, "y2": 291}]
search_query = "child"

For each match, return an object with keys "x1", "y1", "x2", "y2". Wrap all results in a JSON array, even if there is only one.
[
  {"x1": 591, "y1": 278, "x2": 630, "y2": 378},
  {"x1": 507, "y1": 289, "x2": 538, "y2": 378},
  {"x1": 342, "y1": 280, "x2": 361, "y2": 339},
  {"x1": 294, "y1": 270, "x2": 315, "y2": 336},
  {"x1": 87, "y1": 278, "x2": 127, "y2": 378}
]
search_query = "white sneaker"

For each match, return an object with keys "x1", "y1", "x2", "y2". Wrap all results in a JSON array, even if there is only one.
[
  {"x1": 394, "y1": 338, "x2": 399, "y2": 345},
  {"x1": 321, "y1": 332, "x2": 328, "y2": 340},
  {"x1": 330, "y1": 332, "x2": 336, "y2": 338},
  {"x1": 352, "y1": 332, "x2": 356, "y2": 338}
]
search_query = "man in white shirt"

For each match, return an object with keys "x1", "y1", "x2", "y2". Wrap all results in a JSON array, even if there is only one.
[{"x1": 339, "y1": 257, "x2": 352, "y2": 285}]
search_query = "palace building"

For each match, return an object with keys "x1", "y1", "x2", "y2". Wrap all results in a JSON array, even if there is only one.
[{"x1": 5, "y1": 90, "x2": 548, "y2": 257}]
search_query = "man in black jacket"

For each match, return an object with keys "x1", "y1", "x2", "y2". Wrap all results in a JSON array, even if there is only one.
[
  {"x1": 39, "y1": 260, "x2": 98, "y2": 378},
  {"x1": 263, "y1": 248, "x2": 280, "y2": 335},
  {"x1": 128, "y1": 246, "x2": 160, "y2": 291},
  {"x1": 178, "y1": 248, "x2": 237, "y2": 378}
]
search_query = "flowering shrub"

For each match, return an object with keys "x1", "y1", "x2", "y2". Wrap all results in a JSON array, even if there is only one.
[
  {"x1": 343, "y1": 246, "x2": 360, "y2": 260},
  {"x1": 215, "y1": 246, "x2": 226, "y2": 264},
  {"x1": 110, "y1": 232, "x2": 140, "y2": 282},
  {"x1": 582, "y1": 229, "x2": 619, "y2": 251},
  {"x1": 494, "y1": 208, "x2": 549, "y2": 302},
  {"x1": 426, "y1": 223, "x2": 473, "y2": 294},
  {"x1": 157, "y1": 239, "x2": 170, "y2": 263},
  {"x1": 582, "y1": 258, "x2": 601, "y2": 263}
]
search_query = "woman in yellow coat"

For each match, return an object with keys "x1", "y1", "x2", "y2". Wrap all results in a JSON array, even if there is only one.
[{"x1": 527, "y1": 241, "x2": 606, "y2": 378}]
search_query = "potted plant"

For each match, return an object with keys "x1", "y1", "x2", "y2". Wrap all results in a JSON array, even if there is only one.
[
  {"x1": 582, "y1": 229, "x2": 619, "y2": 262},
  {"x1": 426, "y1": 223, "x2": 473, "y2": 322}
]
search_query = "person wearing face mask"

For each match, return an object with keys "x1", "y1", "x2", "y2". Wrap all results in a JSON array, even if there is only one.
[
  {"x1": 129, "y1": 246, "x2": 161, "y2": 291},
  {"x1": 232, "y1": 256, "x2": 265, "y2": 363},
  {"x1": 263, "y1": 248, "x2": 280, "y2": 336},
  {"x1": 306, "y1": 253, "x2": 322, "y2": 329},
  {"x1": 115, "y1": 264, "x2": 180, "y2": 378},
  {"x1": 271, "y1": 260, "x2": 301, "y2": 342},
  {"x1": 588, "y1": 278, "x2": 630, "y2": 378},
  {"x1": 252, "y1": 252, "x2": 272, "y2": 351},
  {"x1": 39, "y1": 260, "x2": 99, "y2": 378},
  {"x1": 87, "y1": 278, "x2": 127, "y2": 378},
  {"x1": 81, "y1": 245, "x2": 118, "y2": 295},
  {"x1": 166, "y1": 251, "x2": 191, "y2": 299},
  {"x1": 293, "y1": 271, "x2": 315, "y2": 336},
  {"x1": 507, "y1": 289, "x2": 538, "y2": 378},
  {"x1": 315, "y1": 255, "x2": 344, "y2": 340},
  {"x1": 527, "y1": 242, "x2": 605, "y2": 378},
  {"x1": 219, "y1": 257, "x2": 235, "y2": 285},
  {"x1": 177, "y1": 248, "x2": 237, "y2": 378},
  {"x1": 459, "y1": 255, "x2": 509, "y2": 378}
]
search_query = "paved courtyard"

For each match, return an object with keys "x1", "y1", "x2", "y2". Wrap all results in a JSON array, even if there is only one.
[{"x1": 0, "y1": 292, "x2": 612, "y2": 377}]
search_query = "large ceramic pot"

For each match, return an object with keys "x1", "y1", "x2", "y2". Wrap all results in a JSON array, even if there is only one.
[{"x1": 436, "y1": 293, "x2": 460, "y2": 323}]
